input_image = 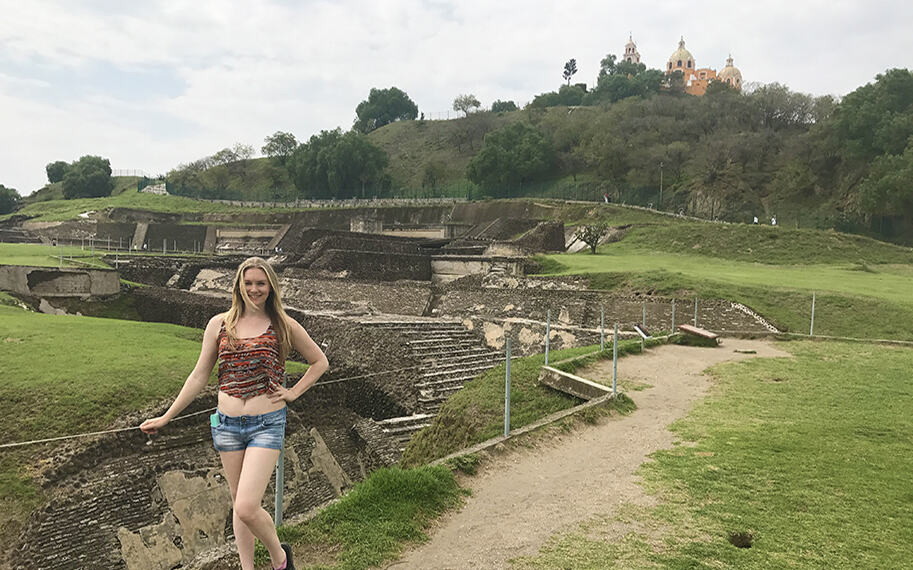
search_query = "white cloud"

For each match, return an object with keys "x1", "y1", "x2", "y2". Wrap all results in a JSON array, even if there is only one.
[{"x1": 1, "y1": 0, "x2": 912, "y2": 193}]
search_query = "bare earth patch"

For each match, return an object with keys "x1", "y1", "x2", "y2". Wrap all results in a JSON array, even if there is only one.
[{"x1": 387, "y1": 339, "x2": 790, "y2": 569}]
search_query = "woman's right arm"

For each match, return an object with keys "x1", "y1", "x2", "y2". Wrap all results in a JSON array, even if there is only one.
[{"x1": 140, "y1": 314, "x2": 223, "y2": 434}]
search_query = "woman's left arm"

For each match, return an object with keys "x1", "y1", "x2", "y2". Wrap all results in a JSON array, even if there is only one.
[{"x1": 268, "y1": 317, "x2": 329, "y2": 404}]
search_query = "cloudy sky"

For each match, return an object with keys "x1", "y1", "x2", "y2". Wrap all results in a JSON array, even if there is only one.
[{"x1": 1, "y1": 0, "x2": 911, "y2": 195}]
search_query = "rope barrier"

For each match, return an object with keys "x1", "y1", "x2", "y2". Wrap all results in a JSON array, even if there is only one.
[{"x1": 0, "y1": 364, "x2": 428, "y2": 450}]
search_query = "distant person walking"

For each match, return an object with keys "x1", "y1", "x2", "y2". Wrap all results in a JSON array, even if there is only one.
[{"x1": 141, "y1": 257, "x2": 328, "y2": 570}]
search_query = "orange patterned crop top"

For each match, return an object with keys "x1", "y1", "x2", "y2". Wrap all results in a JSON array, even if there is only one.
[{"x1": 217, "y1": 322, "x2": 285, "y2": 399}]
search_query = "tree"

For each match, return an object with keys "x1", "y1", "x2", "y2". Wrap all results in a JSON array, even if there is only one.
[
  {"x1": 61, "y1": 155, "x2": 113, "y2": 199},
  {"x1": 422, "y1": 160, "x2": 448, "y2": 191},
  {"x1": 0, "y1": 184, "x2": 20, "y2": 214},
  {"x1": 466, "y1": 122, "x2": 554, "y2": 193},
  {"x1": 491, "y1": 100, "x2": 518, "y2": 113},
  {"x1": 453, "y1": 94, "x2": 481, "y2": 116},
  {"x1": 530, "y1": 84, "x2": 587, "y2": 108},
  {"x1": 288, "y1": 128, "x2": 389, "y2": 199},
  {"x1": 45, "y1": 161, "x2": 69, "y2": 183},
  {"x1": 563, "y1": 58, "x2": 578, "y2": 85},
  {"x1": 598, "y1": 54, "x2": 617, "y2": 78},
  {"x1": 354, "y1": 87, "x2": 419, "y2": 133},
  {"x1": 261, "y1": 131, "x2": 298, "y2": 165},
  {"x1": 577, "y1": 223, "x2": 609, "y2": 254}
]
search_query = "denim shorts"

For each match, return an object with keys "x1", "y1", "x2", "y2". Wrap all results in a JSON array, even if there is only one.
[{"x1": 211, "y1": 407, "x2": 287, "y2": 452}]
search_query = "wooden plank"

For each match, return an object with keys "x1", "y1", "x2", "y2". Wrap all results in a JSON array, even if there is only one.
[{"x1": 677, "y1": 324, "x2": 719, "y2": 339}]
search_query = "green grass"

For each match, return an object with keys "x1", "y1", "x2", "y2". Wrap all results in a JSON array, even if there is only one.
[
  {"x1": 3, "y1": 189, "x2": 301, "y2": 223},
  {"x1": 514, "y1": 341, "x2": 913, "y2": 569},
  {"x1": 0, "y1": 243, "x2": 110, "y2": 267},
  {"x1": 401, "y1": 342, "x2": 646, "y2": 467},
  {"x1": 0, "y1": 305, "x2": 213, "y2": 444},
  {"x1": 537, "y1": 226, "x2": 913, "y2": 340},
  {"x1": 617, "y1": 223, "x2": 913, "y2": 265},
  {"x1": 261, "y1": 466, "x2": 464, "y2": 569}
]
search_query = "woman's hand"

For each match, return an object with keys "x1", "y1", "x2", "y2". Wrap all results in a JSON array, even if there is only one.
[
  {"x1": 267, "y1": 384, "x2": 297, "y2": 404},
  {"x1": 140, "y1": 416, "x2": 169, "y2": 434}
]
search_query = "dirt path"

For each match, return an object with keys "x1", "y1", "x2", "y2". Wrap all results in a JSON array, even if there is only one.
[{"x1": 387, "y1": 339, "x2": 790, "y2": 569}]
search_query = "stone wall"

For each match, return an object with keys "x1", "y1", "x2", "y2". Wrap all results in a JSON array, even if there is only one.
[
  {"x1": 512, "y1": 220, "x2": 566, "y2": 252},
  {"x1": 96, "y1": 222, "x2": 138, "y2": 245},
  {"x1": 9, "y1": 386, "x2": 399, "y2": 570},
  {"x1": 0, "y1": 265, "x2": 120, "y2": 297},
  {"x1": 187, "y1": 267, "x2": 433, "y2": 316},
  {"x1": 277, "y1": 227, "x2": 426, "y2": 256},
  {"x1": 436, "y1": 283, "x2": 776, "y2": 355},
  {"x1": 144, "y1": 224, "x2": 209, "y2": 253},
  {"x1": 311, "y1": 249, "x2": 432, "y2": 281}
]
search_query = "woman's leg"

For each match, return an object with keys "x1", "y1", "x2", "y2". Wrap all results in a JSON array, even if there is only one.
[
  {"x1": 232, "y1": 446, "x2": 286, "y2": 568},
  {"x1": 219, "y1": 450, "x2": 258, "y2": 570}
]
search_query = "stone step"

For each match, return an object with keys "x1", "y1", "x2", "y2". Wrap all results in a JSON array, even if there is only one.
[
  {"x1": 380, "y1": 422, "x2": 432, "y2": 436},
  {"x1": 404, "y1": 332, "x2": 476, "y2": 341},
  {"x1": 417, "y1": 389, "x2": 460, "y2": 404},
  {"x1": 415, "y1": 347, "x2": 495, "y2": 359},
  {"x1": 407, "y1": 336, "x2": 477, "y2": 346},
  {"x1": 376, "y1": 413, "x2": 434, "y2": 427},
  {"x1": 421, "y1": 364, "x2": 497, "y2": 381},
  {"x1": 423, "y1": 353, "x2": 503, "y2": 368},
  {"x1": 416, "y1": 374, "x2": 480, "y2": 390},
  {"x1": 409, "y1": 340, "x2": 482, "y2": 352}
]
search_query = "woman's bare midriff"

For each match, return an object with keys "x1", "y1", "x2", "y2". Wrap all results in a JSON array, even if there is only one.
[{"x1": 217, "y1": 391, "x2": 286, "y2": 416}]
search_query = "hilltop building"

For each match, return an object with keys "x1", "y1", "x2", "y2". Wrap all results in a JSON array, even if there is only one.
[
  {"x1": 623, "y1": 34, "x2": 641, "y2": 64},
  {"x1": 622, "y1": 36, "x2": 742, "y2": 96},
  {"x1": 664, "y1": 36, "x2": 742, "y2": 95}
]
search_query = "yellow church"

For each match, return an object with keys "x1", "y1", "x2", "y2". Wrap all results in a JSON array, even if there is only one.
[{"x1": 625, "y1": 36, "x2": 743, "y2": 96}]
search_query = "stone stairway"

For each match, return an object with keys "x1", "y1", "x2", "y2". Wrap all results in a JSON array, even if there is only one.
[
  {"x1": 0, "y1": 226, "x2": 40, "y2": 244},
  {"x1": 362, "y1": 318, "x2": 504, "y2": 452}
]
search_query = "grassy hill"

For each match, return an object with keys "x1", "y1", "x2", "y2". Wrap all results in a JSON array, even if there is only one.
[{"x1": 533, "y1": 218, "x2": 913, "y2": 340}]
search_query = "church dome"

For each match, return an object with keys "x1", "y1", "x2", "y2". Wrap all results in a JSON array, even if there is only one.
[
  {"x1": 718, "y1": 55, "x2": 742, "y2": 89},
  {"x1": 667, "y1": 37, "x2": 695, "y2": 72}
]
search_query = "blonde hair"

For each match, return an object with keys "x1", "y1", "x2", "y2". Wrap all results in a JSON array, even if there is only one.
[{"x1": 223, "y1": 257, "x2": 292, "y2": 362}]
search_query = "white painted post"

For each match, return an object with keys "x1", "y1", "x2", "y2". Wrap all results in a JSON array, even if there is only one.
[
  {"x1": 642, "y1": 302, "x2": 646, "y2": 327},
  {"x1": 810, "y1": 292, "x2": 816, "y2": 336},
  {"x1": 545, "y1": 309, "x2": 550, "y2": 365},
  {"x1": 163, "y1": 239, "x2": 166, "y2": 253},
  {"x1": 612, "y1": 323, "x2": 618, "y2": 396},
  {"x1": 671, "y1": 299, "x2": 676, "y2": 332},
  {"x1": 600, "y1": 304, "x2": 605, "y2": 351},
  {"x1": 694, "y1": 297, "x2": 698, "y2": 327}
]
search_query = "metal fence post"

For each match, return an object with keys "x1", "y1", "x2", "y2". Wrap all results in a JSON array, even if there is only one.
[
  {"x1": 163, "y1": 239, "x2": 166, "y2": 254},
  {"x1": 612, "y1": 323, "x2": 618, "y2": 396},
  {"x1": 693, "y1": 297, "x2": 698, "y2": 327},
  {"x1": 274, "y1": 379, "x2": 286, "y2": 526},
  {"x1": 671, "y1": 299, "x2": 676, "y2": 332},
  {"x1": 504, "y1": 338, "x2": 511, "y2": 437},
  {"x1": 544, "y1": 309, "x2": 550, "y2": 366},
  {"x1": 642, "y1": 302, "x2": 646, "y2": 327},
  {"x1": 600, "y1": 304, "x2": 605, "y2": 351},
  {"x1": 810, "y1": 292, "x2": 816, "y2": 336}
]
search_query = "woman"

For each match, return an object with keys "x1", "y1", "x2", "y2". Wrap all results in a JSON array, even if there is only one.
[{"x1": 141, "y1": 257, "x2": 328, "y2": 570}]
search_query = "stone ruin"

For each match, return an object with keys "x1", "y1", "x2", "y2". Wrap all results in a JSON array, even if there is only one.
[{"x1": 2, "y1": 203, "x2": 780, "y2": 569}]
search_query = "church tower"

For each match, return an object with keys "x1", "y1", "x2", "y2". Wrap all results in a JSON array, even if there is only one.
[
  {"x1": 717, "y1": 54, "x2": 743, "y2": 90},
  {"x1": 624, "y1": 35, "x2": 641, "y2": 64}
]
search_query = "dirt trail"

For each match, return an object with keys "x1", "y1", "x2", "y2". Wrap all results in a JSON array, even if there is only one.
[{"x1": 388, "y1": 339, "x2": 790, "y2": 570}]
